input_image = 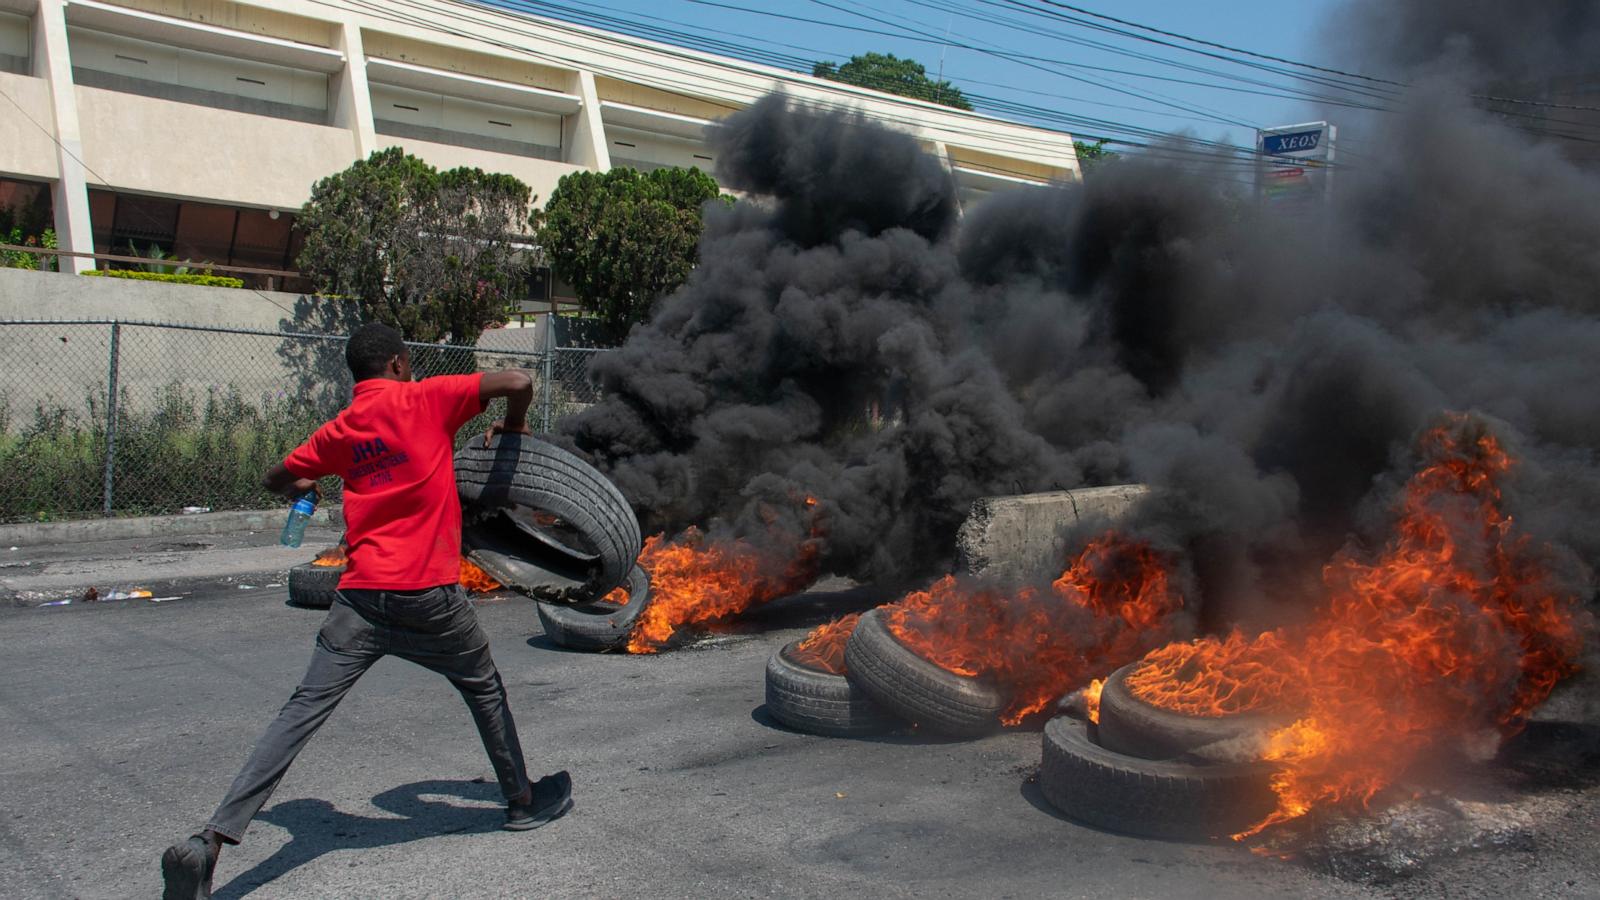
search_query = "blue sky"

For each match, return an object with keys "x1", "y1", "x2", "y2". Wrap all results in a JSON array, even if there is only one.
[{"x1": 485, "y1": 0, "x2": 1356, "y2": 152}]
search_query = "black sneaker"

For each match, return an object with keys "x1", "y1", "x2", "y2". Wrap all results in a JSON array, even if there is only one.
[
  {"x1": 504, "y1": 770, "x2": 573, "y2": 831},
  {"x1": 160, "y1": 834, "x2": 215, "y2": 900}
]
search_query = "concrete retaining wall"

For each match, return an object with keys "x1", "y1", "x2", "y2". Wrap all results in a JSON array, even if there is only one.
[
  {"x1": 956, "y1": 484, "x2": 1150, "y2": 582},
  {"x1": 0, "y1": 267, "x2": 361, "y2": 418},
  {"x1": 0, "y1": 266, "x2": 325, "y2": 329},
  {"x1": 0, "y1": 269, "x2": 549, "y2": 422}
]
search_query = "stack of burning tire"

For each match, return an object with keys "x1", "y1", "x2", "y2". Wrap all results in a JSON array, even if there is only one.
[
  {"x1": 764, "y1": 613, "x2": 899, "y2": 737},
  {"x1": 1038, "y1": 661, "x2": 1280, "y2": 840},
  {"x1": 454, "y1": 433, "x2": 648, "y2": 650},
  {"x1": 766, "y1": 612, "x2": 1283, "y2": 841},
  {"x1": 764, "y1": 608, "x2": 1006, "y2": 738}
]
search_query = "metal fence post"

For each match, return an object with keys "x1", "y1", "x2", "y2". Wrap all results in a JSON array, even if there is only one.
[
  {"x1": 102, "y1": 320, "x2": 121, "y2": 516},
  {"x1": 540, "y1": 320, "x2": 555, "y2": 432}
]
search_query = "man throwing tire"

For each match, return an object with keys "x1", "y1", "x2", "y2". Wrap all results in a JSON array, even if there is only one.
[{"x1": 161, "y1": 323, "x2": 572, "y2": 899}]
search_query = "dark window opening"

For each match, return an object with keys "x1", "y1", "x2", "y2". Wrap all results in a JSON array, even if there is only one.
[
  {"x1": 1, "y1": 178, "x2": 56, "y2": 269},
  {"x1": 87, "y1": 189, "x2": 308, "y2": 290}
]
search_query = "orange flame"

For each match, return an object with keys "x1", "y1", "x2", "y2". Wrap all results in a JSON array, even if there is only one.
[
  {"x1": 1125, "y1": 630, "x2": 1303, "y2": 717},
  {"x1": 458, "y1": 558, "x2": 502, "y2": 593},
  {"x1": 596, "y1": 585, "x2": 629, "y2": 606},
  {"x1": 1127, "y1": 414, "x2": 1590, "y2": 838},
  {"x1": 789, "y1": 613, "x2": 862, "y2": 675},
  {"x1": 1084, "y1": 678, "x2": 1105, "y2": 724},
  {"x1": 882, "y1": 534, "x2": 1188, "y2": 724},
  {"x1": 626, "y1": 527, "x2": 821, "y2": 653},
  {"x1": 313, "y1": 547, "x2": 499, "y2": 593}
]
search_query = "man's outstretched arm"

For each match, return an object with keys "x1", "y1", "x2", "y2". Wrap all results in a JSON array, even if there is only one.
[
  {"x1": 261, "y1": 462, "x2": 319, "y2": 500},
  {"x1": 480, "y1": 370, "x2": 536, "y2": 443}
]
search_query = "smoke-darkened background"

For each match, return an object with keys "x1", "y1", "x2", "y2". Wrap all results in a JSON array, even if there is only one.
[{"x1": 563, "y1": 1, "x2": 1600, "y2": 630}]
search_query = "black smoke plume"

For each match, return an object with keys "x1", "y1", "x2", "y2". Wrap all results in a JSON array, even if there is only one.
[{"x1": 564, "y1": 4, "x2": 1600, "y2": 630}]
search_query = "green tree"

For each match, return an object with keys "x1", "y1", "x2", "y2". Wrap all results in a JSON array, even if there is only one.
[
  {"x1": 533, "y1": 167, "x2": 725, "y2": 338},
  {"x1": 1073, "y1": 139, "x2": 1118, "y2": 176},
  {"x1": 813, "y1": 52, "x2": 973, "y2": 111},
  {"x1": 295, "y1": 148, "x2": 532, "y2": 344}
]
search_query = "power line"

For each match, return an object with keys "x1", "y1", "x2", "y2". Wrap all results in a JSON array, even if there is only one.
[
  {"x1": 810, "y1": 0, "x2": 1256, "y2": 127},
  {"x1": 476, "y1": 0, "x2": 1342, "y2": 154},
  {"x1": 444, "y1": 0, "x2": 1296, "y2": 187},
  {"x1": 924, "y1": 0, "x2": 1398, "y2": 108},
  {"x1": 1014, "y1": 0, "x2": 1600, "y2": 115},
  {"x1": 490, "y1": 0, "x2": 1274, "y2": 129},
  {"x1": 1023, "y1": 0, "x2": 1402, "y2": 87},
  {"x1": 442, "y1": 0, "x2": 1273, "y2": 161},
  {"x1": 300, "y1": 0, "x2": 1385, "y2": 199},
  {"x1": 334, "y1": 0, "x2": 1276, "y2": 188}
]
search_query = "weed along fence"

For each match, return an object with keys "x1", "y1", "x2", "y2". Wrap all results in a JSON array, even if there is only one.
[{"x1": 0, "y1": 320, "x2": 608, "y2": 522}]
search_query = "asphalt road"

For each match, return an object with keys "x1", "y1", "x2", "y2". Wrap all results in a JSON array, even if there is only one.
[{"x1": 0, "y1": 580, "x2": 1590, "y2": 899}]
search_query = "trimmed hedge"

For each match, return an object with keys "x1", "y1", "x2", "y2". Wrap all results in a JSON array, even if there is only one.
[{"x1": 83, "y1": 269, "x2": 245, "y2": 289}]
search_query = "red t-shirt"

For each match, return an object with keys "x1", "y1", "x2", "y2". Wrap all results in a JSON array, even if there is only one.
[{"x1": 283, "y1": 374, "x2": 485, "y2": 590}]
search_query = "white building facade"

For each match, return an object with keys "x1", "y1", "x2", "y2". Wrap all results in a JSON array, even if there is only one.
[{"x1": 0, "y1": 0, "x2": 1079, "y2": 287}]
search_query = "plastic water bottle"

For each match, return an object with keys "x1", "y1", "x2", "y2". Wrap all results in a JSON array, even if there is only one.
[{"x1": 279, "y1": 491, "x2": 317, "y2": 548}]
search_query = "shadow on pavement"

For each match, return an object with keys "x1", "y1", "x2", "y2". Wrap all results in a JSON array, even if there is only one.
[{"x1": 213, "y1": 778, "x2": 503, "y2": 898}]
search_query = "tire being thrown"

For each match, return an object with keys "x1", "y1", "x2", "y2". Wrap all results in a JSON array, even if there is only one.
[
  {"x1": 843, "y1": 608, "x2": 1005, "y2": 738},
  {"x1": 765, "y1": 641, "x2": 900, "y2": 737},
  {"x1": 535, "y1": 565, "x2": 650, "y2": 652},
  {"x1": 455, "y1": 433, "x2": 641, "y2": 600},
  {"x1": 1096, "y1": 662, "x2": 1282, "y2": 761},
  {"x1": 1038, "y1": 716, "x2": 1277, "y2": 841},
  {"x1": 287, "y1": 562, "x2": 343, "y2": 610}
]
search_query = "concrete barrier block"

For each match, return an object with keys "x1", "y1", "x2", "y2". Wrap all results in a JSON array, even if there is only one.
[{"x1": 955, "y1": 484, "x2": 1150, "y2": 582}]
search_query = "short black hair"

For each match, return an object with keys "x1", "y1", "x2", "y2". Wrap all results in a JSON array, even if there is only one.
[{"x1": 345, "y1": 322, "x2": 406, "y2": 380}]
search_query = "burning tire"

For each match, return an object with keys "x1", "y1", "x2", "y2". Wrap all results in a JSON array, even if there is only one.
[
  {"x1": 1096, "y1": 662, "x2": 1279, "y2": 760},
  {"x1": 843, "y1": 608, "x2": 1005, "y2": 737},
  {"x1": 455, "y1": 434, "x2": 641, "y2": 600},
  {"x1": 287, "y1": 562, "x2": 342, "y2": 610},
  {"x1": 535, "y1": 565, "x2": 650, "y2": 652},
  {"x1": 765, "y1": 640, "x2": 898, "y2": 738},
  {"x1": 1038, "y1": 717, "x2": 1277, "y2": 841}
]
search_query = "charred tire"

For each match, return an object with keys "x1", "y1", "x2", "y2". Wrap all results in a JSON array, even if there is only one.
[
  {"x1": 1097, "y1": 662, "x2": 1280, "y2": 761},
  {"x1": 535, "y1": 565, "x2": 650, "y2": 652},
  {"x1": 765, "y1": 642, "x2": 900, "y2": 737},
  {"x1": 455, "y1": 434, "x2": 641, "y2": 598},
  {"x1": 843, "y1": 608, "x2": 1005, "y2": 738},
  {"x1": 287, "y1": 563, "x2": 342, "y2": 610},
  {"x1": 1039, "y1": 717, "x2": 1277, "y2": 841}
]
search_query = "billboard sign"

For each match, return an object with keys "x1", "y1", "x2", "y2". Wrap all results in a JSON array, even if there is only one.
[{"x1": 1257, "y1": 122, "x2": 1335, "y2": 205}]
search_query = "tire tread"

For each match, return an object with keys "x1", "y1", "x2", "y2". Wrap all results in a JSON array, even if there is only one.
[
  {"x1": 766, "y1": 642, "x2": 899, "y2": 737},
  {"x1": 843, "y1": 609, "x2": 1005, "y2": 737}
]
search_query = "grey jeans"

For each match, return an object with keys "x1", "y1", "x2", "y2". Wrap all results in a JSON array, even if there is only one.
[{"x1": 206, "y1": 585, "x2": 531, "y2": 843}]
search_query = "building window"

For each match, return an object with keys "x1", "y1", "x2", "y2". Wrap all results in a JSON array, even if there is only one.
[
  {"x1": 1, "y1": 178, "x2": 54, "y2": 270},
  {"x1": 88, "y1": 190, "x2": 304, "y2": 289}
]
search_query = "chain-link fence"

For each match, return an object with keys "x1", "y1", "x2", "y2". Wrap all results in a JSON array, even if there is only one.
[{"x1": 0, "y1": 319, "x2": 610, "y2": 522}]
